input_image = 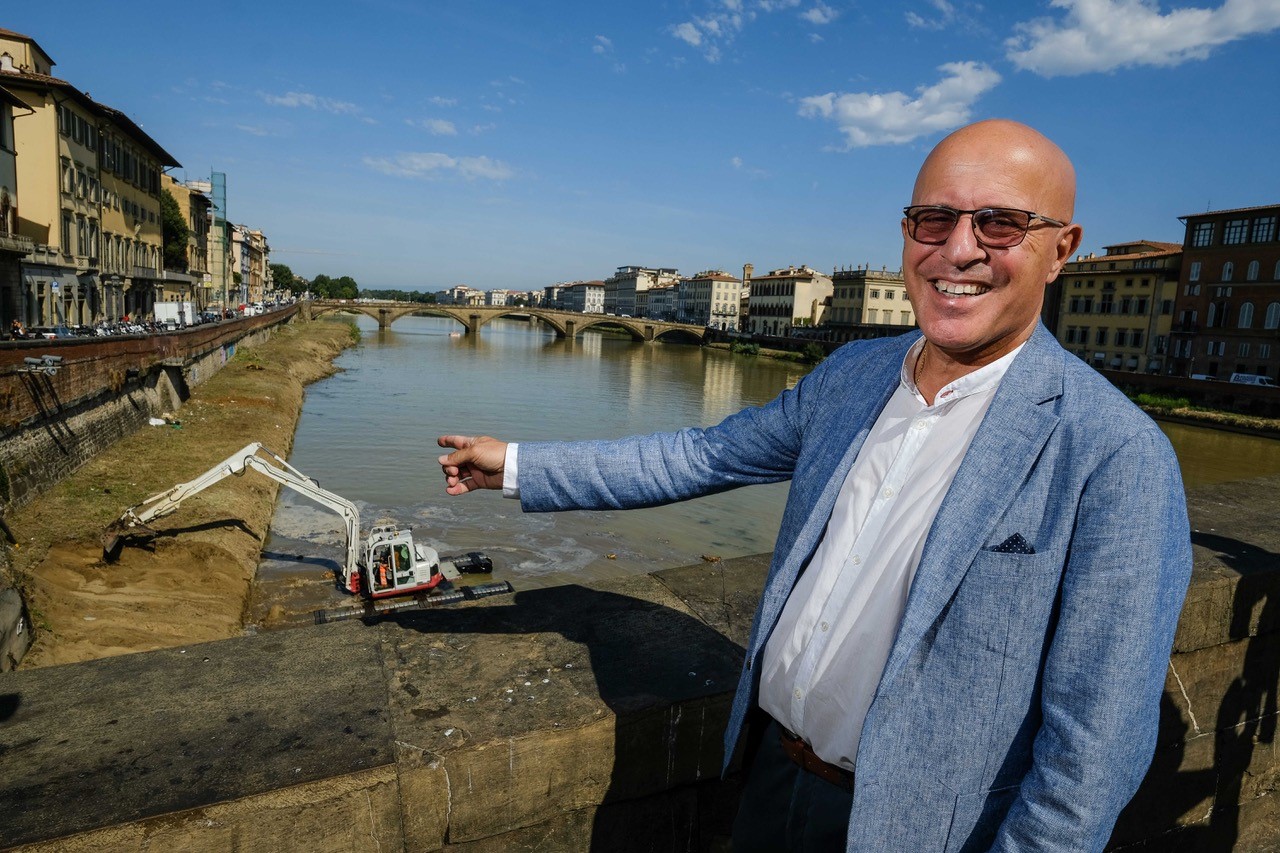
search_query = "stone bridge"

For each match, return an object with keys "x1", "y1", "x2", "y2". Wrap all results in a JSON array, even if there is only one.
[{"x1": 305, "y1": 300, "x2": 707, "y2": 343}]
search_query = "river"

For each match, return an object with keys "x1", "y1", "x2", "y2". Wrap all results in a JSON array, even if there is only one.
[{"x1": 251, "y1": 313, "x2": 1280, "y2": 621}]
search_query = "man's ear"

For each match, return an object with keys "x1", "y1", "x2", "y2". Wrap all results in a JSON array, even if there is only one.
[{"x1": 1046, "y1": 223, "x2": 1084, "y2": 283}]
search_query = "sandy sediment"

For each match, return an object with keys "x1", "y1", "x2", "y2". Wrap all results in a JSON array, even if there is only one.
[{"x1": 7, "y1": 319, "x2": 356, "y2": 669}]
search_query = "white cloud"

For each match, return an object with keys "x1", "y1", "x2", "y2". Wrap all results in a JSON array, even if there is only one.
[
  {"x1": 428, "y1": 96, "x2": 458, "y2": 107},
  {"x1": 671, "y1": 0, "x2": 816, "y2": 61},
  {"x1": 672, "y1": 21, "x2": 705, "y2": 46},
  {"x1": 906, "y1": 0, "x2": 956, "y2": 29},
  {"x1": 261, "y1": 91, "x2": 361, "y2": 115},
  {"x1": 364, "y1": 152, "x2": 515, "y2": 181},
  {"x1": 593, "y1": 35, "x2": 614, "y2": 54},
  {"x1": 730, "y1": 156, "x2": 744, "y2": 168},
  {"x1": 798, "y1": 61, "x2": 1002, "y2": 148},
  {"x1": 236, "y1": 124, "x2": 271, "y2": 136},
  {"x1": 1007, "y1": 0, "x2": 1280, "y2": 75},
  {"x1": 809, "y1": 32, "x2": 825, "y2": 42},
  {"x1": 470, "y1": 122, "x2": 497, "y2": 134},
  {"x1": 801, "y1": 3, "x2": 839, "y2": 25},
  {"x1": 410, "y1": 118, "x2": 458, "y2": 136}
]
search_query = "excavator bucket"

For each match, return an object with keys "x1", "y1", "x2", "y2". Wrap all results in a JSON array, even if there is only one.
[{"x1": 101, "y1": 518, "x2": 155, "y2": 563}]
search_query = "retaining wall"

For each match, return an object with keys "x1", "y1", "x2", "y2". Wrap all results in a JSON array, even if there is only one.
[{"x1": 1, "y1": 472, "x2": 1279, "y2": 850}]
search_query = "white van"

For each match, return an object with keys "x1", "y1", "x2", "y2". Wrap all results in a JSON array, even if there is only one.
[{"x1": 1229, "y1": 373, "x2": 1277, "y2": 387}]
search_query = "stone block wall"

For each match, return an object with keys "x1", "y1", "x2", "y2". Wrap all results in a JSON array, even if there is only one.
[
  {"x1": 1109, "y1": 477, "x2": 1280, "y2": 851},
  {"x1": 0, "y1": 309, "x2": 293, "y2": 509}
]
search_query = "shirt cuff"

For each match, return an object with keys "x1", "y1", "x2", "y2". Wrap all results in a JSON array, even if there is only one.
[{"x1": 503, "y1": 442, "x2": 520, "y2": 499}]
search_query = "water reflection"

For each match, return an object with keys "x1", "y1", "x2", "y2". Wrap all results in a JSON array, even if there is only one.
[{"x1": 256, "y1": 314, "x2": 1280, "y2": 622}]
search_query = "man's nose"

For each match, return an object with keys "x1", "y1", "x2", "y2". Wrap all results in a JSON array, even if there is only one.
[{"x1": 940, "y1": 212, "x2": 988, "y2": 267}]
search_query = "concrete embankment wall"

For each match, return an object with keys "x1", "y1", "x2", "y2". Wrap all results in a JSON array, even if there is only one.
[
  {"x1": 1, "y1": 474, "x2": 1279, "y2": 851},
  {"x1": 0, "y1": 308, "x2": 297, "y2": 510}
]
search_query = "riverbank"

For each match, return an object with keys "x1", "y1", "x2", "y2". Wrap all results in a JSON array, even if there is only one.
[
  {"x1": 1136, "y1": 402, "x2": 1280, "y2": 438},
  {"x1": 6, "y1": 319, "x2": 356, "y2": 669}
]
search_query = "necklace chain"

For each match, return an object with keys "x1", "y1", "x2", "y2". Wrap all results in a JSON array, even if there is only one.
[{"x1": 914, "y1": 343, "x2": 928, "y2": 388}]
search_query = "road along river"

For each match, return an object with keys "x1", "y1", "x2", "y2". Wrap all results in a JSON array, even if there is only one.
[{"x1": 250, "y1": 314, "x2": 1280, "y2": 624}]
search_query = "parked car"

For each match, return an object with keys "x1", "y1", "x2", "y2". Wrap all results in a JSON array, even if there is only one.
[{"x1": 1229, "y1": 373, "x2": 1277, "y2": 387}]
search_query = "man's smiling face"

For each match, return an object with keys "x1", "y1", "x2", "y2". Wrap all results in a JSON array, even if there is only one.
[{"x1": 902, "y1": 120, "x2": 1082, "y2": 369}]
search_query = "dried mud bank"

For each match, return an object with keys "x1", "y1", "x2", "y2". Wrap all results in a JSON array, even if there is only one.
[{"x1": 6, "y1": 320, "x2": 356, "y2": 669}]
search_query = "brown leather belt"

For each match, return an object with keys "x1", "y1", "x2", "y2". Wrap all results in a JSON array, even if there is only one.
[{"x1": 778, "y1": 728, "x2": 854, "y2": 791}]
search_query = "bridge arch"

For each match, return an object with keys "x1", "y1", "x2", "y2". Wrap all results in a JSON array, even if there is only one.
[{"x1": 307, "y1": 301, "x2": 705, "y2": 342}]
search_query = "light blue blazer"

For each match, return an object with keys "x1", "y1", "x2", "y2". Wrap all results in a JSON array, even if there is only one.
[{"x1": 519, "y1": 324, "x2": 1192, "y2": 852}]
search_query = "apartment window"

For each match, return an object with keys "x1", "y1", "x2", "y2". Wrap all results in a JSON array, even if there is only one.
[
  {"x1": 1161, "y1": 299, "x2": 1173, "y2": 314},
  {"x1": 1131, "y1": 330, "x2": 1143, "y2": 349},
  {"x1": 60, "y1": 158, "x2": 73, "y2": 194},
  {"x1": 1266, "y1": 302, "x2": 1280, "y2": 329},
  {"x1": 1100, "y1": 294, "x2": 1114, "y2": 314},
  {"x1": 1223, "y1": 219, "x2": 1248, "y2": 245},
  {"x1": 61, "y1": 212, "x2": 73, "y2": 251},
  {"x1": 1120, "y1": 296, "x2": 1132, "y2": 314},
  {"x1": 1222, "y1": 262, "x2": 1234, "y2": 282},
  {"x1": 1069, "y1": 296, "x2": 1081, "y2": 313},
  {"x1": 1191, "y1": 222, "x2": 1214, "y2": 247},
  {"x1": 1262, "y1": 344, "x2": 1273, "y2": 359},
  {"x1": 88, "y1": 221, "x2": 99, "y2": 260},
  {"x1": 1189, "y1": 261, "x2": 1201, "y2": 282},
  {"x1": 1155, "y1": 335, "x2": 1167, "y2": 354},
  {"x1": 1135, "y1": 297, "x2": 1148, "y2": 315},
  {"x1": 900, "y1": 311, "x2": 911, "y2": 324},
  {"x1": 1095, "y1": 328, "x2": 1108, "y2": 345},
  {"x1": 1275, "y1": 260, "x2": 1280, "y2": 281},
  {"x1": 870, "y1": 289, "x2": 880, "y2": 299},
  {"x1": 1251, "y1": 216, "x2": 1276, "y2": 242},
  {"x1": 1239, "y1": 342, "x2": 1252, "y2": 357},
  {"x1": 1247, "y1": 260, "x2": 1260, "y2": 281},
  {"x1": 76, "y1": 216, "x2": 87, "y2": 256}
]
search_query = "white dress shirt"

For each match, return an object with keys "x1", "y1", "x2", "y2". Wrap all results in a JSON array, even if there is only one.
[
  {"x1": 757, "y1": 340, "x2": 1021, "y2": 770},
  {"x1": 502, "y1": 340, "x2": 1021, "y2": 771}
]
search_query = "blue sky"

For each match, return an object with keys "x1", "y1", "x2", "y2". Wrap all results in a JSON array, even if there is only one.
[{"x1": 8, "y1": 1, "x2": 1280, "y2": 290}]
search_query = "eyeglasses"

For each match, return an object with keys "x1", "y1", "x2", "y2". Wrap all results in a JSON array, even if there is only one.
[{"x1": 903, "y1": 205, "x2": 1066, "y2": 248}]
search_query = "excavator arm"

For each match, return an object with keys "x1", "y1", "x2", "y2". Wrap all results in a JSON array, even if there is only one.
[{"x1": 103, "y1": 443, "x2": 363, "y2": 589}]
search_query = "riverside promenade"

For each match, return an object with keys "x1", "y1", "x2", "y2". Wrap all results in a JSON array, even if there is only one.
[{"x1": 2, "y1": 474, "x2": 1280, "y2": 851}]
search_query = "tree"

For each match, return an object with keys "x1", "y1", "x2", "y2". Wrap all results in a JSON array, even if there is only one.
[
  {"x1": 270, "y1": 262, "x2": 297, "y2": 293},
  {"x1": 160, "y1": 189, "x2": 189, "y2": 272},
  {"x1": 311, "y1": 274, "x2": 333, "y2": 298}
]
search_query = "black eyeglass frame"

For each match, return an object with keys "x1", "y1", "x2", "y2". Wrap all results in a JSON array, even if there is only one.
[{"x1": 902, "y1": 205, "x2": 1067, "y2": 248}]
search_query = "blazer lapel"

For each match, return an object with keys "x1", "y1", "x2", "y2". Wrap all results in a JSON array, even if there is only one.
[{"x1": 875, "y1": 325, "x2": 1065, "y2": 692}]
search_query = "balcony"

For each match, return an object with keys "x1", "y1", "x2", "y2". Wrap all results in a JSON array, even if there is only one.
[{"x1": 0, "y1": 231, "x2": 33, "y2": 256}]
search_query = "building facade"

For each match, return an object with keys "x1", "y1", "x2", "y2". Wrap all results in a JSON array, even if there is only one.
[
  {"x1": 1169, "y1": 205, "x2": 1280, "y2": 379},
  {"x1": 822, "y1": 266, "x2": 913, "y2": 341},
  {"x1": 678, "y1": 270, "x2": 744, "y2": 330},
  {"x1": 1054, "y1": 241, "x2": 1182, "y2": 374},
  {"x1": 0, "y1": 83, "x2": 33, "y2": 332},
  {"x1": 560, "y1": 281, "x2": 604, "y2": 313},
  {"x1": 603, "y1": 265, "x2": 679, "y2": 316},
  {"x1": 746, "y1": 265, "x2": 833, "y2": 336},
  {"x1": 645, "y1": 284, "x2": 677, "y2": 320},
  {"x1": 1, "y1": 27, "x2": 180, "y2": 326}
]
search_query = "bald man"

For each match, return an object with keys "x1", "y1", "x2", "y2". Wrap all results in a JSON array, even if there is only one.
[{"x1": 439, "y1": 121, "x2": 1192, "y2": 852}]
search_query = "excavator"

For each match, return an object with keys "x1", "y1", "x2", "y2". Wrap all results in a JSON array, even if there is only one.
[{"x1": 102, "y1": 443, "x2": 508, "y2": 620}]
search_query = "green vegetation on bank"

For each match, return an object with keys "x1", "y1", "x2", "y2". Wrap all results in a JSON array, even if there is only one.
[
  {"x1": 359, "y1": 288, "x2": 438, "y2": 303},
  {"x1": 1125, "y1": 391, "x2": 1280, "y2": 436}
]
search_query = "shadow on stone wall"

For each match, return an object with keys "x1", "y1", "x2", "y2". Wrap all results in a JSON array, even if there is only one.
[
  {"x1": 385, "y1": 582, "x2": 745, "y2": 851},
  {"x1": 1110, "y1": 531, "x2": 1280, "y2": 851}
]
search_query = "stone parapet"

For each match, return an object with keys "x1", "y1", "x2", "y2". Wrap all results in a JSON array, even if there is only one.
[{"x1": 1, "y1": 472, "x2": 1279, "y2": 850}]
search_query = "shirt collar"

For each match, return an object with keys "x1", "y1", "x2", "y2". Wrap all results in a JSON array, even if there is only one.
[{"x1": 902, "y1": 339, "x2": 1025, "y2": 406}]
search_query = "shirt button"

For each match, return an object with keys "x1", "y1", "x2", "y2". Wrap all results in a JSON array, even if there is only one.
[
  {"x1": 793, "y1": 688, "x2": 803, "y2": 700},
  {"x1": 882, "y1": 487, "x2": 894, "y2": 498},
  {"x1": 913, "y1": 420, "x2": 927, "y2": 431},
  {"x1": 820, "y1": 621, "x2": 830, "y2": 632},
  {"x1": 851, "y1": 555, "x2": 862, "y2": 565}
]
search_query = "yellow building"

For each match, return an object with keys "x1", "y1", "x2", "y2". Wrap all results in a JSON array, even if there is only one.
[
  {"x1": 0, "y1": 82, "x2": 34, "y2": 332},
  {"x1": 160, "y1": 173, "x2": 212, "y2": 309},
  {"x1": 0, "y1": 27, "x2": 180, "y2": 325},
  {"x1": 1054, "y1": 241, "x2": 1182, "y2": 374},
  {"x1": 825, "y1": 266, "x2": 914, "y2": 341},
  {"x1": 747, "y1": 265, "x2": 832, "y2": 337}
]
